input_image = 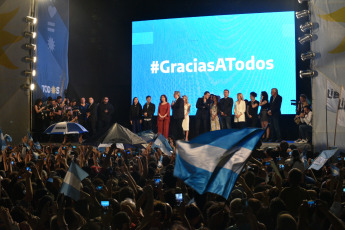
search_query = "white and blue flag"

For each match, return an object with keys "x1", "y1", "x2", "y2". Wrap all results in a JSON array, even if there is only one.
[
  {"x1": 153, "y1": 134, "x2": 173, "y2": 156},
  {"x1": 60, "y1": 161, "x2": 88, "y2": 201},
  {"x1": 309, "y1": 148, "x2": 338, "y2": 170},
  {"x1": 174, "y1": 128, "x2": 264, "y2": 199}
]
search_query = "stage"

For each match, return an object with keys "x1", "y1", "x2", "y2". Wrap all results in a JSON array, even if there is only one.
[{"x1": 259, "y1": 140, "x2": 312, "y2": 151}]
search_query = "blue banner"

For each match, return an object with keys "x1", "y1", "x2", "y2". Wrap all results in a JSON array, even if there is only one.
[{"x1": 36, "y1": 0, "x2": 69, "y2": 98}]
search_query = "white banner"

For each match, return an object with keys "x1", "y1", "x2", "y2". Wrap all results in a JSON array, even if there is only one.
[
  {"x1": 327, "y1": 80, "x2": 340, "y2": 113},
  {"x1": 311, "y1": 1, "x2": 345, "y2": 150},
  {"x1": 338, "y1": 87, "x2": 345, "y2": 127},
  {"x1": 0, "y1": 0, "x2": 31, "y2": 143}
]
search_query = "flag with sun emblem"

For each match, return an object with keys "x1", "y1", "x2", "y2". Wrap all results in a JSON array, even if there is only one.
[
  {"x1": 310, "y1": 1, "x2": 345, "y2": 150},
  {"x1": 0, "y1": 0, "x2": 31, "y2": 142},
  {"x1": 36, "y1": 0, "x2": 69, "y2": 98}
]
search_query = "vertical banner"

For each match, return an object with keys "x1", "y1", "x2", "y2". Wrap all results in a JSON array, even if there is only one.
[
  {"x1": 310, "y1": 1, "x2": 345, "y2": 150},
  {"x1": 36, "y1": 0, "x2": 69, "y2": 98},
  {"x1": 327, "y1": 80, "x2": 340, "y2": 113},
  {"x1": 338, "y1": 87, "x2": 345, "y2": 128},
  {"x1": 0, "y1": 0, "x2": 31, "y2": 143}
]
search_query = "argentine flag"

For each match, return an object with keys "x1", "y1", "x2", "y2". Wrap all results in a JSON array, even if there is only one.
[
  {"x1": 153, "y1": 134, "x2": 173, "y2": 156},
  {"x1": 60, "y1": 161, "x2": 88, "y2": 201},
  {"x1": 174, "y1": 128, "x2": 264, "y2": 199}
]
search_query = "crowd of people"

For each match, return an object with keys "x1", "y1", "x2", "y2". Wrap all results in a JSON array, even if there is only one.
[{"x1": 0, "y1": 130, "x2": 345, "y2": 230}]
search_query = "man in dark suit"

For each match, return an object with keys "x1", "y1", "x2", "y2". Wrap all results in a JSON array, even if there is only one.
[
  {"x1": 97, "y1": 97, "x2": 114, "y2": 135},
  {"x1": 195, "y1": 91, "x2": 211, "y2": 136},
  {"x1": 219, "y1": 89, "x2": 234, "y2": 129},
  {"x1": 171, "y1": 91, "x2": 184, "y2": 140},
  {"x1": 86, "y1": 97, "x2": 98, "y2": 137},
  {"x1": 268, "y1": 88, "x2": 282, "y2": 142},
  {"x1": 142, "y1": 95, "x2": 156, "y2": 131}
]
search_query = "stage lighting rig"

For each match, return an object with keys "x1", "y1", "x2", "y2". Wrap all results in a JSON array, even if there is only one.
[
  {"x1": 25, "y1": 56, "x2": 37, "y2": 63},
  {"x1": 298, "y1": 0, "x2": 310, "y2": 4},
  {"x1": 25, "y1": 43, "x2": 36, "y2": 50},
  {"x1": 299, "y1": 70, "x2": 315, "y2": 78},
  {"x1": 25, "y1": 16, "x2": 37, "y2": 24},
  {"x1": 298, "y1": 34, "x2": 313, "y2": 45},
  {"x1": 301, "y1": 52, "x2": 316, "y2": 61},
  {"x1": 300, "y1": 22, "x2": 313, "y2": 32},
  {"x1": 25, "y1": 69, "x2": 36, "y2": 77},
  {"x1": 296, "y1": 10, "x2": 310, "y2": 19},
  {"x1": 24, "y1": 31, "x2": 37, "y2": 39}
]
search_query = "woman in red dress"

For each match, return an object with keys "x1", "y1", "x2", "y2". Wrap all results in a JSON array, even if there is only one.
[{"x1": 157, "y1": 95, "x2": 170, "y2": 138}]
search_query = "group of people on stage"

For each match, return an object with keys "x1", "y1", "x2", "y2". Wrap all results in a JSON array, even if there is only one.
[
  {"x1": 33, "y1": 88, "x2": 312, "y2": 143},
  {"x1": 130, "y1": 88, "x2": 290, "y2": 142},
  {"x1": 33, "y1": 96, "x2": 115, "y2": 141}
]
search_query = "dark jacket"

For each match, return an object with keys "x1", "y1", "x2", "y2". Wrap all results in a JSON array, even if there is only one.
[
  {"x1": 98, "y1": 102, "x2": 114, "y2": 122},
  {"x1": 269, "y1": 95, "x2": 283, "y2": 117},
  {"x1": 87, "y1": 103, "x2": 98, "y2": 120},
  {"x1": 130, "y1": 103, "x2": 142, "y2": 120},
  {"x1": 196, "y1": 97, "x2": 211, "y2": 119},
  {"x1": 142, "y1": 103, "x2": 156, "y2": 119},
  {"x1": 219, "y1": 97, "x2": 233, "y2": 116},
  {"x1": 171, "y1": 97, "x2": 184, "y2": 119}
]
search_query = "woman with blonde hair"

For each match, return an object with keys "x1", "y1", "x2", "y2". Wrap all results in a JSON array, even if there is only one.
[
  {"x1": 234, "y1": 93, "x2": 246, "y2": 128},
  {"x1": 182, "y1": 95, "x2": 191, "y2": 141}
]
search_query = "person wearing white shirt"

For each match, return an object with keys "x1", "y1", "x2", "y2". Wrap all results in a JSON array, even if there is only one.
[
  {"x1": 296, "y1": 105, "x2": 312, "y2": 143},
  {"x1": 234, "y1": 93, "x2": 246, "y2": 128}
]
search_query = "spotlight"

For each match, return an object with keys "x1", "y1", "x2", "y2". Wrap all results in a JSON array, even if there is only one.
[
  {"x1": 298, "y1": 34, "x2": 313, "y2": 44},
  {"x1": 298, "y1": 0, "x2": 310, "y2": 3},
  {"x1": 25, "y1": 56, "x2": 37, "y2": 63},
  {"x1": 301, "y1": 52, "x2": 316, "y2": 61},
  {"x1": 25, "y1": 43, "x2": 36, "y2": 50},
  {"x1": 296, "y1": 10, "x2": 310, "y2": 19},
  {"x1": 25, "y1": 16, "x2": 37, "y2": 24},
  {"x1": 30, "y1": 83, "x2": 35, "y2": 91},
  {"x1": 25, "y1": 70, "x2": 36, "y2": 77},
  {"x1": 300, "y1": 22, "x2": 313, "y2": 32},
  {"x1": 299, "y1": 70, "x2": 315, "y2": 78},
  {"x1": 24, "y1": 32, "x2": 37, "y2": 39}
]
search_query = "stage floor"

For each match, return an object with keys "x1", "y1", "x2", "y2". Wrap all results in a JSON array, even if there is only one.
[{"x1": 259, "y1": 141, "x2": 312, "y2": 151}]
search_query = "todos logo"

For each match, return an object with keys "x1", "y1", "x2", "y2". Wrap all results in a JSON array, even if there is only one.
[{"x1": 42, "y1": 85, "x2": 60, "y2": 94}]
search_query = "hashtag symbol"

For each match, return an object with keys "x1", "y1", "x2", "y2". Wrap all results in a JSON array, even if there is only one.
[{"x1": 151, "y1": 61, "x2": 159, "y2": 74}]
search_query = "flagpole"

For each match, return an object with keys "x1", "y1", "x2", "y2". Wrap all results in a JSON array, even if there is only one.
[
  {"x1": 326, "y1": 105, "x2": 329, "y2": 149},
  {"x1": 326, "y1": 83, "x2": 329, "y2": 149},
  {"x1": 334, "y1": 90, "x2": 342, "y2": 146}
]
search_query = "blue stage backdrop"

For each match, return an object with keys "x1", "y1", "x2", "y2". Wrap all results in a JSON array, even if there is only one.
[
  {"x1": 36, "y1": 0, "x2": 69, "y2": 98},
  {"x1": 132, "y1": 11, "x2": 296, "y2": 115}
]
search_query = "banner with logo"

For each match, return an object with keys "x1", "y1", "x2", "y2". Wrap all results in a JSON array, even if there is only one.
[
  {"x1": 0, "y1": 0, "x2": 31, "y2": 143},
  {"x1": 338, "y1": 87, "x2": 345, "y2": 128},
  {"x1": 310, "y1": 1, "x2": 345, "y2": 150},
  {"x1": 327, "y1": 79, "x2": 340, "y2": 113},
  {"x1": 36, "y1": 0, "x2": 69, "y2": 99}
]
